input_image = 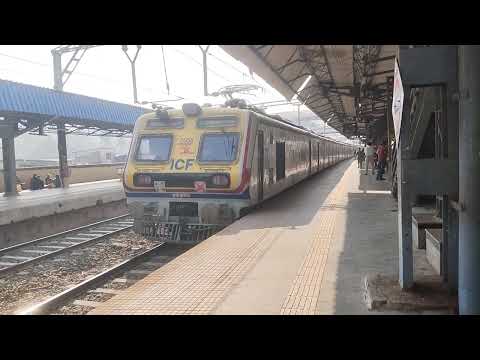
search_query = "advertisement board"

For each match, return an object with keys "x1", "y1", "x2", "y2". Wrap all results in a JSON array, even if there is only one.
[{"x1": 392, "y1": 58, "x2": 404, "y2": 146}]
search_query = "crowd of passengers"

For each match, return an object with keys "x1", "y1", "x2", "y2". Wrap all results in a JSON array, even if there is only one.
[
  {"x1": 354, "y1": 141, "x2": 388, "y2": 181},
  {"x1": 15, "y1": 173, "x2": 62, "y2": 191}
]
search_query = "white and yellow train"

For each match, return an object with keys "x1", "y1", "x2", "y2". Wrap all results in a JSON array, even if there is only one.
[{"x1": 124, "y1": 102, "x2": 354, "y2": 242}]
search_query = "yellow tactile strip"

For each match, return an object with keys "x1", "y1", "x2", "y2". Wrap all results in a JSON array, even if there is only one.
[
  {"x1": 280, "y1": 209, "x2": 337, "y2": 315},
  {"x1": 89, "y1": 217, "x2": 284, "y2": 315},
  {"x1": 280, "y1": 173, "x2": 349, "y2": 315}
]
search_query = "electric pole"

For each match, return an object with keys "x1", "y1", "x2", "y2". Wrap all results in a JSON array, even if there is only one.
[
  {"x1": 122, "y1": 45, "x2": 142, "y2": 104},
  {"x1": 198, "y1": 45, "x2": 211, "y2": 96}
]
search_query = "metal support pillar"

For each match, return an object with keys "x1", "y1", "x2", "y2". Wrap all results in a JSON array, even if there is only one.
[
  {"x1": 397, "y1": 84, "x2": 414, "y2": 289},
  {"x1": 458, "y1": 45, "x2": 480, "y2": 314},
  {"x1": 130, "y1": 62, "x2": 139, "y2": 104},
  {"x1": 440, "y1": 71, "x2": 459, "y2": 291},
  {"x1": 1, "y1": 135, "x2": 17, "y2": 196},
  {"x1": 121, "y1": 45, "x2": 142, "y2": 104},
  {"x1": 56, "y1": 122, "x2": 69, "y2": 188},
  {"x1": 446, "y1": 69, "x2": 460, "y2": 293},
  {"x1": 198, "y1": 46, "x2": 210, "y2": 96},
  {"x1": 53, "y1": 53, "x2": 70, "y2": 188},
  {"x1": 52, "y1": 52, "x2": 63, "y2": 92}
]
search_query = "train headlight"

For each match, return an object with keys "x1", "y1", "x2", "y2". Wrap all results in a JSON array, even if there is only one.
[
  {"x1": 211, "y1": 174, "x2": 230, "y2": 187},
  {"x1": 136, "y1": 174, "x2": 152, "y2": 186}
]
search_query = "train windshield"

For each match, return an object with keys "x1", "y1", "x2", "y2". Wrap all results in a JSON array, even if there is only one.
[
  {"x1": 198, "y1": 133, "x2": 239, "y2": 162},
  {"x1": 135, "y1": 135, "x2": 172, "y2": 161}
]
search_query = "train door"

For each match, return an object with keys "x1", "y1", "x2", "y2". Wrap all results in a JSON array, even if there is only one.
[
  {"x1": 323, "y1": 141, "x2": 326, "y2": 168},
  {"x1": 257, "y1": 131, "x2": 264, "y2": 202},
  {"x1": 328, "y1": 143, "x2": 331, "y2": 166},
  {"x1": 325, "y1": 142, "x2": 329, "y2": 167},
  {"x1": 317, "y1": 142, "x2": 320, "y2": 170},
  {"x1": 308, "y1": 140, "x2": 312, "y2": 174}
]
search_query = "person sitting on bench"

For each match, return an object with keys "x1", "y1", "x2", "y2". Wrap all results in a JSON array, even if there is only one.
[{"x1": 30, "y1": 174, "x2": 44, "y2": 190}]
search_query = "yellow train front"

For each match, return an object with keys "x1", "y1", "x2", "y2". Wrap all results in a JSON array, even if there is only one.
[{"x1": 124, "y1": 103, "x2": 251, "y2": 242}]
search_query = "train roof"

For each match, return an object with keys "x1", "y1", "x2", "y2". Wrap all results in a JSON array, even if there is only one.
[{"x1": 138, "y1": 102, "x2": 353, "y2": 147}]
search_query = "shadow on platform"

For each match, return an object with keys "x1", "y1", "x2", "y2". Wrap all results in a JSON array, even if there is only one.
[
  {"x1": 220, "y1": 160, "x2": 354, "y2": 235},
  {"x1": 331, "y1": 165, "x2": 455, "y2": 314}
]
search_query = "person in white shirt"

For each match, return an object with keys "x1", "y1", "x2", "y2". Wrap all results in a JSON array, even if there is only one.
[{"x1": 364, "y1": 142, "x2": 375, "y2": 175}]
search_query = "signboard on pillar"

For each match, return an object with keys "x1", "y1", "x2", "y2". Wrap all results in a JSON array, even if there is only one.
[{"x1": 392, "y1": 58, "x2": 404, "y2": 146}]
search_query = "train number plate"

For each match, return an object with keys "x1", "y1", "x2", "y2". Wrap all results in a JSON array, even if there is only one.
[{"x1": 154, "y1": 181, "x2": 166, "y2": 192}]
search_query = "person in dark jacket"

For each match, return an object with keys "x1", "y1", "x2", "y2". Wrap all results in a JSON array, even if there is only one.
[
  {"x1": 54, "y1": 175, "x2": 62, "y2": 188},
  {"x1": 30, "y1": 174, "x2": 44, "y2": 190},
  {"x1": 356, "y1": 148, "x2": 365, "y2": 169}
]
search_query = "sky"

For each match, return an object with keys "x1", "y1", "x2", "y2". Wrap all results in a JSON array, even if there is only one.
[{"x1": 0, "y1": 45, "x2": 353, "y2": 160}]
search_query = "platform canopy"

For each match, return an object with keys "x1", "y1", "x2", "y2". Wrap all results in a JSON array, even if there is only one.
[
  {"x1": 0, "y1": 79, "x2": 151, "y2": 137},
  {"x1": 221, "y1": 45, "x2": 398, "y2": 140}
]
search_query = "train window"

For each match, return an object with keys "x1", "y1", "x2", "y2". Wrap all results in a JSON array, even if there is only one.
[
  {"x1": 198, "y1": 133, "x2": 239, "y2": 162},
  {"x1": 276, "y1": 142, "x2": 286, "y2": 180},
  {"x1": 147, "y1": 118, "x2": 184, "y2": 129},
  {"x1": 270, "y1": 134, "x2": 274, "y2": 144},
  {"x1": 135, "y1": 135, "x2": 172, "y2": 162}
]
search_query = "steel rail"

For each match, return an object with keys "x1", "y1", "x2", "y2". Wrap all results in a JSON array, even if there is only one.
[
  {"x1": 20, "y1": 242, "x2": 166, "y2": 315},
  {"x1": 0, "y1": 215, "x2": 133, "y2": 276}
]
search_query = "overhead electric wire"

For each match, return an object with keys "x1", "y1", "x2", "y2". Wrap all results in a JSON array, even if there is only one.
[
  {"x1": 0, "y1": 51, "x2": 126, "y2": 86},
  {"x1": 0, "y1": 50, "x2": 179, "y2": 100},
  {"x1": 169, "y1": 46, "x2": 237, "y2": 84},
  {"x1": 0, "y1": 46, "x2": 277, "y2": 107},
  {"x1": 207, "y1": 50, "x2": 266, "y2": 88}
]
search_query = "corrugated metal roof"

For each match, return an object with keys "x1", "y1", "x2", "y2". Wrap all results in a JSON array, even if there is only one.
[
  {"x1": 221, "y1": 45, "x2": 398, "y2": 140},
  {"x1": 0, "y1": 79, "x2": 149, "y2": 128}
]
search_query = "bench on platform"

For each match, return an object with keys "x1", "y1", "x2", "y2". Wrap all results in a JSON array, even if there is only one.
[
  {"x1": 412, "y1": 214, "x2": 442, "y2": 249},
  {"x1": 426, "y1": 228, "x2": 443, "y2": 275}
]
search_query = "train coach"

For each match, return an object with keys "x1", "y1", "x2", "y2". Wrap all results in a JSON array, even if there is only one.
[{"x1": 123, "y1": 101, "x2": 354, "y2": 242}]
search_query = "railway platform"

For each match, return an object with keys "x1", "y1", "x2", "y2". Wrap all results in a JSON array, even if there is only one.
[
  {"x1": 0, "y1": 179, "x2": 126, "y2": 249},
  {"x1": 89, "y1": 160, "x2": 445, "y2": 315}
]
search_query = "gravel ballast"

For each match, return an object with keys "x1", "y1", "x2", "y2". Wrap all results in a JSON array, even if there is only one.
[{"x1": 0, "y1": 230, "x2": 159, "y2": 315}]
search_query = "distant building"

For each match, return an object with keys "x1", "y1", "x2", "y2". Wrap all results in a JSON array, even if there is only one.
[
  {"x1": 114, "y1": 154, "x2": 128, "y2": 163},
  {"x1": 72, "y1": 148, "x2": 115, "y2": 165}
]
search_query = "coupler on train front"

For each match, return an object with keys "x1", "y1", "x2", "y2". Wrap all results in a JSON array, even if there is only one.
[{"x1": 127, "y1": 199, "x2": 243, "y2": 243}]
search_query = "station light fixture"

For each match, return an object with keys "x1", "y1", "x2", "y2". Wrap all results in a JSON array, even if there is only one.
[{"x1": 297, "y1": 75, "x2": 312, "y2": 94}]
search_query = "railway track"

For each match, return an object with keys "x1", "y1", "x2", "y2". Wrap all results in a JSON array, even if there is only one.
[
  {"x1": 0, "y1": 215, "x2": 133, "y2": 276},
  {"x1": 20, "y1": 242, "x2": 192, "y2": 315}
]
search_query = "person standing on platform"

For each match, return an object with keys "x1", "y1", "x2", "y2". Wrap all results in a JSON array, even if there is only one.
[
  {"x1": 364, "y1": 142, "x2": 375, "y2": 175},
  {"x1": 376, "y1": 142, "x2": 387, "y2": 181},
  {"x1": 357, "y1": 148, "x2": 365, "y2": 169}
]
